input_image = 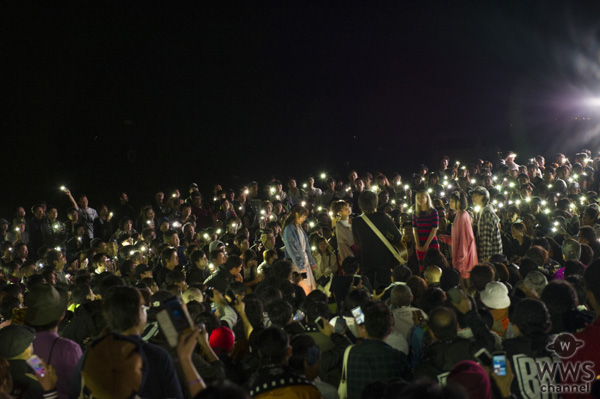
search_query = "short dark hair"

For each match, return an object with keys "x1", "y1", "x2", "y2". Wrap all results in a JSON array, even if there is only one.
[
  {"x1": 305, "y1": 301, "x2": 331, "y2": 327},
  {"x1": 363, "y1": 301, "x2": 392, "y2": 340},
  {"x1": 161, "y1": 247, "x2": 177, "y2": 265},
  {"x1": 257, "y1": 327, "x2": 289, "y2": 364},
  {"x1": 428, "y1": 306, "x2": 457, "y2": 341},
  {"x1": 289, "y1": 334, "x2": 318, "y2": 373},
  {"x1": 103, "y1": 286, "x2": 142, "y2": 333},
  {"x1": 358, "y1": 191, "x2": 378, "y2": 213},
  {"x1": 271, "y1": 259, "x2": 293, "y2": 280},
  {"x1": 341, "y1": 256, "x2": 360, "y2": 275},
  {"x1": 265, "y1": 299, "x2": 292, "y2": 328},
  {"x1": 224, "y1": 255, "x2": 242, "y2": 271},
  {"x1": 392, "y1": 265, "x2": 412, "y2": 283},
  {"x1": 541, "y1": 280, "x2": 577, "y2": 315},
  {"x1": 189, "y1": 250, "x2": 206, "y2": 265},
  {"x1": 470, "y1": 264, "x2": 494, "y2": 291},
  {"x1": 165, "y1": 270, "x2": 185, "y2": 286},
  {"x1": 579, "y1": 226, "x2": 596, "y2": 243},
  {"x1": 562, "y1": 239, "x2": 581, "y2": 261},
  {"x1": 511, "y1": 299, "x2": 550, "y2": 337}
]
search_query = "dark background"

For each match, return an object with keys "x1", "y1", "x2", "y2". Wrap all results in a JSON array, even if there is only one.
[{"x1": 2, "y1": 1, "x2": 600, "y2": 215}]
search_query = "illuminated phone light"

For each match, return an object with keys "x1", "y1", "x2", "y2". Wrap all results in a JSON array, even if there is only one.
[
  {"x1": 317, "y1": 206, "x2": 323, "y2": 211},
  {"x1": 474, "y1": 205, "x2": 481, "y2": 212},
  {"x1": 492, "y1": 176, "x2": 497, "y2": 181},
  {"x1": 492, "y1": 200, "x2": 498, "y2": 204},
  {"x1": 311, "y1": 246, "x2": 316, "y2": 251},
  {"x1": 440, "y1": 192, "x2": 445, "y2": 197},
  {"x1": 552, "y1": 227, "x2": 557, "y2": 232},
  {"x1": 320, "y1": 173, "x2": 327, "y2": 179},
  {"x1": 309, "y1": 221, "x2": 316, "y2": 228},
  {"x1": 404, "y1": 185, "x2": 409, "y2": 190},
  {"x1": 216, "y1": 229, "x2": 222, "y2": 234},
  {"x1": 497, "y1": 203, "x2": 504, "y2": 208},
  {"x1": 508, "y1": 182, "x2": 515, "y2": 188},
  {"x1": 244, "y1": 189, "x2": 249, "y2": 195},
  {"x1": 396, "y1": 181, "x2": 401, "y2": 186},
  {"x1": 302, "y1": 183, "x2": 308, "y2": 188},
  {"x1": 543, "y1": 208, "x2": 550, "y2": 214},
  {"x1": 391, "y1": 199, "x2": 396, "y2": 204},
  {"x1": 515, "y1": 200, "x2": 521, "y2": 205},
  {"x1": 203, "y1": 233, "x2": 209, "y2": 239},
  {"x1": 470, "y1": 179, "x2": 476, "y2": 185},
  {"x1": 525, "y1": 197, "x2": 531, "y2": 203},
  {"x1": 554, "y1": 221, "x2": 559, "y2": 226},
  {"x1": 427, "y1": 188, "x2": 433, "y2": 193},
  {"x1": 172, "y1": 193, "x2": 177, "y2": 198},
  {"x1": 60, "y1": 186, "x2": 66, "y2": 191},
  {"x1": 260, "y1": 210, "x2": 266, "y2": 215},
  {"x1": 301, "y1": 201, "x2": 306, "y2": 206}
]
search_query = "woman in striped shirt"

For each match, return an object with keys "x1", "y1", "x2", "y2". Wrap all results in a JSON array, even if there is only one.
[{"x1": 412, "y1": 191, "x2": 439, "y2": 269}]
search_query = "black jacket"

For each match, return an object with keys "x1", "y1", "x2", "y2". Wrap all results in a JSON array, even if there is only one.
[{"x1": 414, "y1": 309, "x2": 496, "y2": 381}]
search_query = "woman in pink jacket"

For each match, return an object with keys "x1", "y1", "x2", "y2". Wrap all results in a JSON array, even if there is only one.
[{"x1": 449, "y1": 191, "x2": 478, "y2": 281}]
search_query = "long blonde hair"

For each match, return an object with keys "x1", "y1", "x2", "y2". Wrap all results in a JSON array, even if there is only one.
[{"x1": 414, "y1": 190, "x2": 435, "y2": 215}]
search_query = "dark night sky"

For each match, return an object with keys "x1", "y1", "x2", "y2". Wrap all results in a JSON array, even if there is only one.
[{"x1": 2, "y1": 1, "x2": 600, "y2": 212}]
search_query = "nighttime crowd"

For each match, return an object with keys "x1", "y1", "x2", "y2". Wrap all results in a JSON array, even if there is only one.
[{"x1": 1, "y1": 150, "x2": 600, "y2": 399}]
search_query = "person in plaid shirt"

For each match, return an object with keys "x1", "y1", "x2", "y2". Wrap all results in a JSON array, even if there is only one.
[
  {"x1": 470, "y1": 187, "x2": 502, "y2": 262},
  {"x1": 346, "y1": 302, "x2": 412, "y2": 399}
]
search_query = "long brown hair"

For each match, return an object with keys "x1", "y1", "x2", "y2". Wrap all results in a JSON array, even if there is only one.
[{"x1": 282, "y1": 205, "x2": 309, "y2": 230}]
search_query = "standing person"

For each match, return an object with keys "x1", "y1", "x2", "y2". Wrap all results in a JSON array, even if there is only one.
[
  {"x1": 331, "y1": 200, "x2": 355, "y2": 265},
  {"x1": 449, "y1": 191, "x2": 478, "y2": 281},
  {"x1": 64, "y1": 189, "x2": 98, "y2": 239},
  {"x1": 352, "y1": 191, "x2": 403, "y2": 288},
  {"x1": 470, "y1": 187, "x2": 502, "y2": 262},
  {"x1": 282, "y1": 205, "x2": 317, "y2": 294},
  {"x1": 412, "y1": 191, "x2": 439, "y2": 269}
]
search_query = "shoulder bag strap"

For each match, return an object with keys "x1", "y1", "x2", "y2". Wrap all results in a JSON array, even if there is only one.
[
  {"x1": 340, "y1": 344, "x2": 353, "y2": 383},
  {"x1": 361, "y1": 214, "x2": 406, "y2": 264}
]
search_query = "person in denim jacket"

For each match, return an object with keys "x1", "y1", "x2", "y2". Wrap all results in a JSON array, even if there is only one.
[{"x1": 282, "y1": 205, "x2": 317, "y2": 294}]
